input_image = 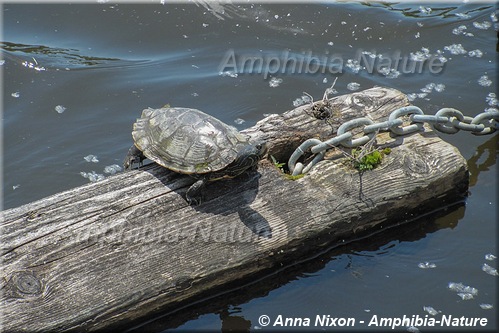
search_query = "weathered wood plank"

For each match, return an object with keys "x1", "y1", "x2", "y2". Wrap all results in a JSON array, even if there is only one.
[{"x1": 0, "y1": 87, "x2": 469, "y2": 332}]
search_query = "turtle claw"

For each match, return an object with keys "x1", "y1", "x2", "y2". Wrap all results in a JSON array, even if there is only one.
[
  {"x1": 123, "y1": 145, "x2": 145, "y2": 170},
  {"x1": 185, "y1": 180, "x2": 205, "y2": 205}
]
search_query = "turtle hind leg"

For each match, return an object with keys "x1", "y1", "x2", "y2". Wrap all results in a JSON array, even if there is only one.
[
  {"x1": 123, "y1": 145, "x2": 145, "y2": 170},
  {"x1": 185, "y1": 179, "x2": 206, "y2": 205}
]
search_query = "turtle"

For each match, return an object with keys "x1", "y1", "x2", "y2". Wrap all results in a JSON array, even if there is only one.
[{"x1": 123, "y1": 107, "x2": 268, "y2": 205}]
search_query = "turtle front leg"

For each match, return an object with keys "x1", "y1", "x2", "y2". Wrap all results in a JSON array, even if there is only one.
[
  {"x1": 185, "y1": 179, "x2": 206, "y2": 205},
  {"x1": 123, "y1": 145, "x2": 145, "y2": 170}
]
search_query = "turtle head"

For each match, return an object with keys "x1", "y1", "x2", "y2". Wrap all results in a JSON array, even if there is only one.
[{"x1": 225, "y1": 140, "x2": 268, "y2": 177}]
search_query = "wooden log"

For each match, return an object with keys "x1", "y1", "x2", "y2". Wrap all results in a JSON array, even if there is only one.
[{"x1": 0, "y1": 87, "x2": 469, "y2": 332}]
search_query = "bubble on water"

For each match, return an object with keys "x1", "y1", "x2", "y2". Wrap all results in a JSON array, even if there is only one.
[
  {"x1": 418, "y1": 262, "x2": 437, "y2": 269},
  {"x1": 269, "y1": 77, "x2": 283, "y2": 88},
  {"x1": 55, "y1": 105, "x2": 66, "y2": 114},
  {"x1": 323, "y1": 78, "x2": 328, "y2": 84},
  {"x1": 84, "y1": 154, "x2": 99, "y2": 163},
  {"x1": 293, "y1": 98, "x2": 304, "y2": 107},
  {"x1": 0, "y1": 60, "x2": 5, "y2": 66},
  {"x1": 435, "y1": 54, "x2": 448, "y2": 63},
  {"x1": 202, "y1": 23, "x2": 209, "y2": 27},
  {"x1": 293, "y1": 94, "x2": 312, "y2": 107},
  {"x1": 361, "y1": 51, "x2": 381, "y2": 59},
  {"x1": 347, "y1": 82, "x2": 360, "y2": 91},
  {"x1": 458, "y1": 293, "x2": 475, "y2": 300},
  {"x1": 448, "y1": 282, "x2": 478, "y2": 294},
  {"x1": 325, "y1": 87, "x2": 338, "y2": 96},
  {"x1": 468, "y1": 49, "x2": 483, "y2": 58},
  {"x1": 452, "y1": 25, "x2": 466, "y2": 34},
  {"x1": 423, "y1": 306, "x2": 439, "y2": 316},
  {"x1": 234, "y1": 118, "x2": 245, "y2": 125},
  {"x1": 219, "y1": 71, "x2": 238, "y2": 78},
  {"x1": 434, "y1": 84, "x2": 445, "y2": 92},
  {"x1": 407, "y1": 93, "x2": 417, "y2": 102},
  {"x1": 301, "y1": 95, "x2": 312, "y2": 103},
  {"x1": 407, "y1": 326, "x2": 420, "y2": 333},
  {"x1": 414, "y1": 32, "x2": 420, "y2": 39},
  {"x1": 420, "y1": 83, "x2": 444, "y2": 93},
  {"x1": 480, "y1": 303, "x2": 493, "y2": 310},
  {"x1": 103, "y1": 164, "x2": 122, "y2": 174},
  {"x1": 191, "y1": 92, "x2": 199, "y2": 97},
  {"x1": 410, "y1": 47, "x2": 432, "y2": 61},
  {"x1": 478, "y1": 75, "x2": 492, "y2": 87},
  {"x1": 419, "y1": 6, "x2": 432, "y2": 15},
  {"x1": 473, "y1": 21, "x2": 492, "y2": 30},
  {"x1": 485, "y1": 253, "x2": 497, "y2": 261},
  {"x1": 80, "y1": 171, "x2": 105, "y2": 182},
  {"x1": 12, "y1": 184, "x2": 20, "y2": 190},
  {"x1": 455, "y1": 13, "x2": 471, "y2": 19},
  {"x1": 444, "y1": 43, "x2": 467, "y2": 55},
  {"x1": 379, "y1": 67, "x2": 400, "y2": 79},
  {"x1": 448, "y1": 282, "x2": 478, "y2": 300},
  {"x1": 327, "y1": 41, "x2": 334, "y2": 46},
  {"x1": 482, "y1": 263, "x2": 498, "y2": 276},
  {"x1": 417, "y1": 93, "x2": 428, "y2": 99},
  {"x1": 11, "y1": 92, "x2": 20, "y2": 98},
  {"x1": 345, "y1": 59, "x2": 362, "y2": 73},
  {"x1": 486, "y1": 93, "x2": 498, "y2": 106},
  {"x1": 22, "y1": 60, "x2": 46, "y2": 71}
]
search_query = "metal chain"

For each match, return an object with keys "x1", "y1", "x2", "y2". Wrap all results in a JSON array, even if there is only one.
[{"x1": 288, "y1": 107, "x2": 499, "y2": 176}]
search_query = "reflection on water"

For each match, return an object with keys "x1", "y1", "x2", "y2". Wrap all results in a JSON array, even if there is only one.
[
  {"x1": 1, "y1": 41, "x2": 142, "y2": 69},
  {"x1": 2, "y1": 1, "x2": 497, "y2": 332},
  {"x1": 467, "y1": 135, "x2": 497, "y2": 187}
]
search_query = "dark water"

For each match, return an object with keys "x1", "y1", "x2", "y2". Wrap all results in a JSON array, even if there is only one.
[{"x1": 2, "y1": 2, "x2": 497, "y2": 332}]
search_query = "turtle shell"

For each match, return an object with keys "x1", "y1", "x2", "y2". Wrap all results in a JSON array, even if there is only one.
[{"x1": 132, "y1": 107, "x2": 250, "y2": 174}]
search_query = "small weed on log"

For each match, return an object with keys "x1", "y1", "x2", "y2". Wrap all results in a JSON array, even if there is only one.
[
  {"x1": 271, "y1": 155, "x2": 304, "y2": 180},
  {"x1": 351, "y1": 147, "x2": 391, "y2": 171},
  {"x1": 341, "y1": 131, "x2": 391, "y2": 172}
]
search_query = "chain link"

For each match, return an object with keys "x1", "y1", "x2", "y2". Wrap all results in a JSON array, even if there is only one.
[{"x1": 288, "y1": 107, "x2": 499, "y2": 176}]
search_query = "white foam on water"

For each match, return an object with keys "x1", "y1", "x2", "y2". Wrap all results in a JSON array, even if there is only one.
[
  {"x1": 418, "y1": 262, "x2": 437, "y2": 269},
  {"x1": 84, "y1": 154, "x2": 99, "y2": 163},
  {"x1": 423, "y1": 306, "x2": 439, "y2": 316},
  {"x1": 481, "y1": 263, "x2": 498, "y2": 276},
  {"x1": 478, "y1": 75, "x2": 492, "y2": 87},
  {"x1": 473, "y1": 21, "x2": 492, "y2": 30},
  {"x1": 347, "y1": 82, "x2": 360, "y2": 91},
  {"x1": 219, "y1": 71, "x2": 238, "y2": 78},
  {"x1": 448, "y1": 282, "x2": 478, "y2": 300},
  {"x1": 485, "y1": 253, "x2": 497, "y2": 261},
  {"x1": 269, "y1": 77, "x2": 283, "y2": 88},
  {"x1": 80, "y1": 171, "x2": 105, "y2": 182},
  {"x1": 103, "y1": 164, "x2": 122, "y2": 174},
  {"x1": 55, "y1": 105, "x2": 66, "y2": 114},
  {"x1": 468, "y1": 49, "x2": 483, "y2": 58},
  {"x1": 444, "y1": 43, "x2": 467, "y2": 55}
]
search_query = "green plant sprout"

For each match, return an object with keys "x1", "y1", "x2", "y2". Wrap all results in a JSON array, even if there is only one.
[
  {"x1": 271, "y1": 155, "x2": 304, "y2": 180},
  {"x1": 351, "y1": 147, "x2": 391, "y2": 171}
]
